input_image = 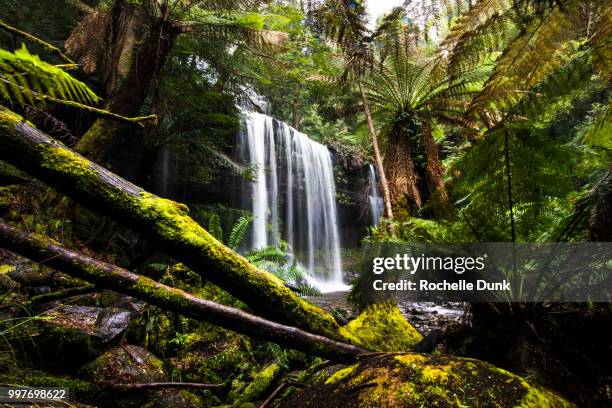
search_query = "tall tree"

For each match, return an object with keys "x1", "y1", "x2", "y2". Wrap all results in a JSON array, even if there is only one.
[
  {"x1": 308, "y1": 0, "x2": 394, "y2": 221},
  {"x1": 364, "y1": 24, "x2": 483, "y2": 213},
  {"x1": 66, "y1": 0, "x2": 287, "y2": 162}
]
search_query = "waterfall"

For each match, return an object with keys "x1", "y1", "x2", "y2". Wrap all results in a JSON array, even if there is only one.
[
  {"x1": 238, "y1": 111, "x2": 345, "y2": 291},
  {"x1": 368, "y1": 164, "x2": 384, "y2": 226}
]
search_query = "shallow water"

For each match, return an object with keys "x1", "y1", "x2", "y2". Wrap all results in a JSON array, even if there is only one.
[{"x1": 308, "y1": 291, "x2": 465, "y2": 336}]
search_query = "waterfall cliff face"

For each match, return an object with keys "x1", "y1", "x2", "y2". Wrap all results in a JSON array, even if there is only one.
[
  {"x1": 368, "y1": 164, "x2": 384, "y2": 226},
  {"x1": 238, "y1": 111, "x2": 344, "y2": 290}
]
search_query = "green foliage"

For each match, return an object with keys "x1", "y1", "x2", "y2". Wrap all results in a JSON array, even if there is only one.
[
  {"x1": 208, "y1": 213, "x2": 224, "y2": 242},
  {"x1": 0, "y1": 45, "x2": 99, "y2": 107},
  {"x1": 228, "y1": 216, "x2": 254, "y2": 250}
]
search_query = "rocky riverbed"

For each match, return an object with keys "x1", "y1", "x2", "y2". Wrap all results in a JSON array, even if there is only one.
[{"x1": 307, "y1": 291, "x2": 465, "y2": 336}]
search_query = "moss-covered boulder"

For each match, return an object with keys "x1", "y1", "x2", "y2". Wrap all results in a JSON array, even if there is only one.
[
  {"x1": 79, "y1": 345, "x2": 166, "y2": 384},
  {"x1": 30, "y1": 305, "x2": 132, "y2": 371},
  {"x1": 279, "y1": 352, "x2": 573, "y2": 407},
  {"x1": 143, "y1": 390, "x2": 208, "y2": 408},
  {"x1": 339, "y1": 303, "x2": 423, "y2": 352}
]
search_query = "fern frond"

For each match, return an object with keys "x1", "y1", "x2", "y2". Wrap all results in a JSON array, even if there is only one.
[
  {"x1": 0, "y1": 45, "x2": 100, "y2": 107},
  {"x1": 246, "y1": 246, "x2": 288, "y2": 266},
  {"x1": 208, "y1": 213, "x2": 224, "y2": 242},
  {"x1": 228, "y1": 215, "x2": 253, "y2": 250}
]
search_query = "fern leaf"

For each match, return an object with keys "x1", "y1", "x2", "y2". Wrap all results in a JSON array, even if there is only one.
[
  {"x1": 228, "y1": 215, "x2": 253, "y2": 250},
  {"x1": 208, "y1": 213, "x2": 224, "y2": 242},
  {"x1": 0, "y1": 45, "x2": 101, "y2": 108}
]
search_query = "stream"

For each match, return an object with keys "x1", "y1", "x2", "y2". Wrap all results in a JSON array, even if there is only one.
[{"x1": 308, "y1": 291, "x2": 465, "y2": 336}]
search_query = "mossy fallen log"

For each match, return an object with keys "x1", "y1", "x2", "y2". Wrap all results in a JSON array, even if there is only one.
[
  {"x1": 0, "y1": 106, "x2": 340, "y2": 339},
  {"x1": 0, "y1": 219, "x2": 365, "y2": 362}
]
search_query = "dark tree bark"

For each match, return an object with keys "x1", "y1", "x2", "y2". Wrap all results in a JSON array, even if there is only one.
[
  {"x1": 0, "y1": 219, "x2": 365, "y2": 362},
  {"x1": 589, "y1": 169, "x2": 612, "y2": 242},
  {"x1": 75, "y1": 3, "x2": 181, "y2": 162},
  {"x1": 421, "y1": 120, "x2": 449, "y2": 211},
  {"x1": 0, "y1": 107, "x2": 341, "y2": 340},
  {"x1": 384, "y1": 128, "x2": 423, "y2": 211}
]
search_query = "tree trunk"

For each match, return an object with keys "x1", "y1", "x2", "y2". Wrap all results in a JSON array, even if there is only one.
[
  {"x1": 76, "y1": 13, "x2": 180, "y2": 162},
  {"x1": 358, "y1": 79, "x2": 394, "y2": 221},
  {"x1": 0, "y1": 107, "x2": 341, "y2": 340},
  {"x1": 383, "y1": 129, "x2": 422, "y2": 211},
  {"x1": 0, "y1": 219, "x2": 365, "y2": 362},
  {"x1": 421, "y1": 120, "x2": 449, "y2": 210}
]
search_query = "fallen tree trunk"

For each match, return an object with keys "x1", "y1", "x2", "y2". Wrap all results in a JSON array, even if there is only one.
[
  {"x1": 0, "y1": 219, "x2": 365, "y2": 362},
  {"x1": 0, "y1": 106, "x2": 340, "y2": 339}
]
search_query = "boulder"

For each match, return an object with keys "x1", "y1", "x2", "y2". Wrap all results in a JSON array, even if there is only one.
[
  {"x1": 79, "y1": 345, "x2": 166, "y2": 384},
  {"x1": 279, "y1": 353, "x2": 574, "y2": 407},
  {"x1": 31, "y1": 305, "x2": 132, "y2": 371},
  {"x1": 339, "y1": 303, "x2": 423, "y2": 352}
]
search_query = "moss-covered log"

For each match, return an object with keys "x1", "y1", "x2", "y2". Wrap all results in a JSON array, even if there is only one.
[
  {"x1": 0, "y1": 219, "x2": 366, "y2": 362},
  {"x1": 0, "y1": 106, "x2": 341, "y2": 339}
]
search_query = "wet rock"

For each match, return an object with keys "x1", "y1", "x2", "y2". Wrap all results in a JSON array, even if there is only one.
[
  {"x1": 32, "y1": 305, "x2": 132, "y2": 371},
  {"x1": 80, "y1": 345, "x2": 166, "y2": 383}
]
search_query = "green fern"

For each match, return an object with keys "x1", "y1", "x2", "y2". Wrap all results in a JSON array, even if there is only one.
[
  {"x1": 227, "y1": 215, "x2": 253, "y2": 250},
  {"x1": 246, "y1": 246, "x2": 288, "y2": 266},
  {"x1": 0, "y1": 45, "x2": 100, "y2": 107},
  {"x1": 208, "y1": 213, "x2": 224, "y2": 242}
]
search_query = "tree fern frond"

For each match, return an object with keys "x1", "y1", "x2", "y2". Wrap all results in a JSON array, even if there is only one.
[{"x1": 0, "y1": 45, "x2": 100, "y2": 108}]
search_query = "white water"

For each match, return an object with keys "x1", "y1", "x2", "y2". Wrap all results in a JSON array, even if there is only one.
[
  {"x1": 238, "y1": 111, "x2": 346, "y2": 292},
  {"x1": 368, "y1": 164, "x2": 384, "y2": 226}
]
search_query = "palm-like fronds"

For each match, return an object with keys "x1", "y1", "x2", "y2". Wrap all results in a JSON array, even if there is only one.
[
  {"x1": 0, "y1": 45, "x2": 100, "y2": 107},
  {"x1": 442, "y1": 0, "x2": 611, "y2": 129}
]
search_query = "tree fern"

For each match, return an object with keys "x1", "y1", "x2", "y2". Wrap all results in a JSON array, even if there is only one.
[{"x1": 0, "y1": 45, "x2": 100, "y2": 107}]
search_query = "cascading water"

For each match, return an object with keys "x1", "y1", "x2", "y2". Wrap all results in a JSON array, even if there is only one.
[
  {"x1": 238, "y1": 111, "x2": 345, "y2": 292},
  {"x1": 368, "y1": 164, "x2": 384, "y2": 226}
]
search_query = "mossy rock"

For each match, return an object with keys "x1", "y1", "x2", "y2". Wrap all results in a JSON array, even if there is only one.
[
  {"x1": 79, "y1": 345, "x2": 166, "y2": 383},
  {"x1": 0, "y1": 366, "x2": 104, "y2": 405},
  {"x1": 279, "y1": 353, "x2": 574, "y2": 407},
  {"x1": 143, "y1": 390, "x2": 211, "y2": 408},
  {"x1": 339, "y1": 303, "x2": 423, "y2": 352},
  {"x1": 229, "y1": 363, "x2": 281, "y2": 404}
]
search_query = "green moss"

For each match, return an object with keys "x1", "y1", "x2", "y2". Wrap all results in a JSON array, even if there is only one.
[
  {"x1": 324, "y1": 364, "x2": 359, "y2": 384},
  {"x1": 233, "y1": 363, "x2": 281, "y2": 403},
  {"x1": 281, "y1": 353, "x2": 574, "y2": 408},
  {"x1": 339, "y1": 302, "x2": 423, "y2": 351},
  {"x1": 0, "y1": 264, "x2": 14, "y2": 274}
]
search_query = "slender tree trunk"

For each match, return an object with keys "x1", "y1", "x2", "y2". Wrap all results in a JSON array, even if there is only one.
[
  {"x1": 421, "y1": 120, "x2": 449, "y2": 210},
  {"x1": 358, "y1": 79, "x2": 394, "y2": 221},
  {"x1": 76, "y1": 15, "x2": 180, "y2": 162},
  {"x1": 292, "y1": 84, "x2": 301, "y2": 130},
  {"x1": 0, "y1": 107, "x2": 341, "y2": 340},
  {"x1": 589, "y1": 169, "x2": 612, "y2": 242},
  {"x1": 384, "y1": 129, "x2": 422, "y2": 211},
  {"x1": 0, "y1": 219, "x2": 365, "y2": 362}
]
